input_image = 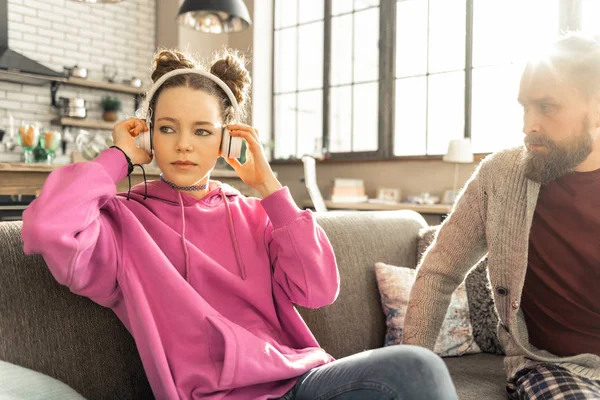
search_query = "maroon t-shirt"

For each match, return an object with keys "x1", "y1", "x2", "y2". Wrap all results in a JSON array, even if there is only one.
[{"x1": 522, "y1": 168, "x2": 600, "y2": 357}]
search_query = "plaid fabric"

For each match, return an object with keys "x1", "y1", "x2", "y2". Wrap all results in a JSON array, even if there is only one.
[{"x1": 507, "y1": 363, "x2": 600, "y2": 399}]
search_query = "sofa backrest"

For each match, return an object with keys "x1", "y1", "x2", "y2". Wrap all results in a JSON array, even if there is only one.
[
  {"x1": 0, "y1": 210, "x2": 426, "y2": 399},
  {"x1": 298, "y1": 210, "x2": 427, "y2": 358}
]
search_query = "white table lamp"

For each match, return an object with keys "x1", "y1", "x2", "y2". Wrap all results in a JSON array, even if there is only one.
[{"x1": 443, "y1": 139, "x2": 474, "y2": 204}]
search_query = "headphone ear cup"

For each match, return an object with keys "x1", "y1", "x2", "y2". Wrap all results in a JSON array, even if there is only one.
[
  {"x1": 221, "y1": 127, "x2": 243, "y2": 159},
  {"x1": 221, "y1": 127, "x2": 231, "y2": 158},
  {"x1": 137, "y1": 130, "x2": 152, "y2": 155},
  {"x1": 229, "y1": 136, "x2": 243, "y2": 159}
]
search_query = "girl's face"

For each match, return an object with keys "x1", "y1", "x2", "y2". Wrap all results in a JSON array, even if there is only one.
[{"x1": 152, "y1": 86, "x2": 224, "y2": 188}]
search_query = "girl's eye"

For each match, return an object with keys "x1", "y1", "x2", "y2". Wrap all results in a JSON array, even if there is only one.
[
  {"x1": 159, "y1": 126, "x2": 174, "y2": 133},
  {"x1": 195, "y1": 129, "x2": 211, "y2": 136}
]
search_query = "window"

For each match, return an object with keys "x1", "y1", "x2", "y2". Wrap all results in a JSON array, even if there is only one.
[
  {"x1": 329, "y1": 1, "x2": 380, "y2": 154},
  {"x1": 470, "y1": 0, "x2": 560, "y2": 154},
  {"x1": 581, "y1": 0, "x2": 600, "y2": 34},
  {"x1": 394, "y1": 0, "x2": 466, "y2": 156},
  {"x1": 273, "y1": 0, "x2": 324, "y2": 159},
  {"x1": 271, "y1": 0, "x2": 586, "y2": 160}
]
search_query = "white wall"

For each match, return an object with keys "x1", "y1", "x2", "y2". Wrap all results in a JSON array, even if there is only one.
[
  {"x1": 3, "y1": 0, "x2": 156, "y2": 135},
  {"x1": 250, "y1": 0, "x2": 272, "y2": 148}
]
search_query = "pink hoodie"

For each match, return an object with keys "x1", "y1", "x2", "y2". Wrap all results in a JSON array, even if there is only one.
[{"x1": 21, "y1": 148, "x2": 340, "y2": 400}]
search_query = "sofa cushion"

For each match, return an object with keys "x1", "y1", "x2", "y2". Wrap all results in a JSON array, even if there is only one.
[
  {"x1": 443, "y1": 354, "x2": 507, "y2": 400},
  {"x1": 375, "y1": 262, "x2": 480, "y2": 357},
  {"x1": 418, "y1": 226, "x2": 504, "y2": 355},
  {"x1": 0, "y1": 360, "x2": 84, "y2": 400}
]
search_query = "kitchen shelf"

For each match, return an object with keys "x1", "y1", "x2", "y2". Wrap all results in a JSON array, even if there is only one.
[
  {"x1": 52, "y1": 117, "x2": 115, "y2": 130},
  {"x1": 64, "y1": 77, "x2": 144, "y2": 95}
]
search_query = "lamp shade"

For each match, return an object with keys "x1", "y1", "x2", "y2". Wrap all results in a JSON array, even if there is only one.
[
  {"x1": 443, "y1": 138, "x2": 474, "y2": 163},
  {"x1": 177, "y1": 0, "x2": 252, "y2": 34}
]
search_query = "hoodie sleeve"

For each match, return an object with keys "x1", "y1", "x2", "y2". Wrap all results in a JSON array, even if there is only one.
[
  {"x1": 21, "y1": 148, "x2": 128, "y2": 307},
  {"x1": 261, "y1": 187, "x2": 340, "y2": 309}
]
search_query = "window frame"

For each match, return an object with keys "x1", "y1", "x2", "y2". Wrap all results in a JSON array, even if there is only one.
[{"x1": 270, "y1": 0, "x2": 584, "y2": 162}]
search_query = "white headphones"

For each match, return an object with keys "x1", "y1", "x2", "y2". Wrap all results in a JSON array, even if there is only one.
[{"x1": 136, "y1": 68, "x2": 243, "y2": 159}]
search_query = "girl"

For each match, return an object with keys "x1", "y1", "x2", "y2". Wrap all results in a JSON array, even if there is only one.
[{"x1": 21, "y1": 50, "x2": 457, "y2": 400}]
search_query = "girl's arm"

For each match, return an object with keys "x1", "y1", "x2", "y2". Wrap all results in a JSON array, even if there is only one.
[
  {"x1": 21, "y1": 148, "x2": 128, "y2": 307},
  {"x1": 262, "y1": 187, "x2": 340, "y2": 309}
]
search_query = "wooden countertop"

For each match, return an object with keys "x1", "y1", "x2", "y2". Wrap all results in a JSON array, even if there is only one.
[
  {"x1": 0, "y1": 162, "x2": 240, "y2": 178},
  {"x1": 0, "y1": 162, "x2": 250, "y2": 196}
]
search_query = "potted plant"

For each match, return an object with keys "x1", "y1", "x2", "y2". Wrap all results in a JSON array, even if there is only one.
[{"x1": 101, "y1": 96, "x2": 121, "y2": 122}]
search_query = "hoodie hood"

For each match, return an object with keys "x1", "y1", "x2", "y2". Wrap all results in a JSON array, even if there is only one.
[{"x1": 126, "y1": 178, "x2": 242, "y2": 206}]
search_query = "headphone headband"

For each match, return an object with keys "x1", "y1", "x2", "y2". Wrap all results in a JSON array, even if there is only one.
[{"x1": 139, "y1": 68, "x2": 240, "y2": 121}]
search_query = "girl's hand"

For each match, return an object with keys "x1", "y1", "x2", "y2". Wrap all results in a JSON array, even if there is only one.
[
  {"x1": 223, "y1": 124, "x2": 282, "y2": 198},
  {"x1": 112, "y1": 118, "x2": 153, "y2": 166}
]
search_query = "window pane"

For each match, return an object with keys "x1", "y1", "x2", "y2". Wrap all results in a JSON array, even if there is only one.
[
  {"x1": 275, "y1": 0, "x2": 298, "y2": 29},
  {"x1": 396, "y1": 0, "x2": 427, "y2": 77},
  {"x1": 428, "y1": 0, "x2": 466, "y2": 73},
  {"x1": 354, "y1": 8, "x2": 380, "y2": 82},
  {"x1": 472, "y1": 0, "x2": 559, "y2": 68},
  {"x1": 471, "y1": 65, "x2": 523, "y2": 153},
  {"x1": 329, "y1": 85, "x2": 352, "y2": 153},
  {"x1": 298, "y1": 22, "x2": 324, "y2": 90},
  {"x1": 297, "y1": 90, "x2": 323, "y2": 157},
  {"x1": 274, "y1": 28, "x2": 297, "y2": 93},
  {"x1": 298, "y1": 0, "x2": 324, "y2": 24},
  {"x1": 353, "y1": 82, "x2": 379, "y2": 151},
  {"x1": 394, "y1": 77, "x2": 426, "y2": 156},
  {"x1": 427, "y1": 72, "x2": 464, "y2": 155},
  {"x1": 274, "y1": 94, "x2": 297, "y2": 159},
  {"x1": 332, "y1": 0, "x2": 353, "y2": 16},
  {"x1": 354, "y1": 0, "x2": 379, "y2": 11},
  {"x1": 330, "y1": 15, "x2": 353, "y2": 86},
  {"x1": 582, "y1": 0, "x2": 600, "y2": 34}
]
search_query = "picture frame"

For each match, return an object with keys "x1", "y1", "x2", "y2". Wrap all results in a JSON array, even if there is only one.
[{"x1": 377, "y1": 188, "x2": 401, "y2": 203}]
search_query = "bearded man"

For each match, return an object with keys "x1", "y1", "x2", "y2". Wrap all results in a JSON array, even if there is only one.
[{"x1": 403, "y1": 32, "x2": 600, "y2": 399}]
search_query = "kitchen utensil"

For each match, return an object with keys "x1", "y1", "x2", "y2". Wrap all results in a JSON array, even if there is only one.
[
  {"x1": 3, "y1": 112, "x2": 16, "y2": 151},
  {"x1": 41, "y1": 130, "x2": 62, "y2": 164},
  {"x1": 75, "y1": 130, "x2": 112, "y2": 160},
  {"x1": 123, "y1": 77, "x2": 142, "y2": 88},
  {"x1": 57, "y1": 97, "x2": 87, "y2": 119},
  {"x1": 64, "y1": 65, "x2": 88, "y2": 79},
  {"x1": 18, "y1": 123, "x2": 40, "y2": 163}
]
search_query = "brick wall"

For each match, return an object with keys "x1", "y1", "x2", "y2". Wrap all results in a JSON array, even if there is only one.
[{"x1": 2, "y1": 0, "x2": 156, "y2": 156}]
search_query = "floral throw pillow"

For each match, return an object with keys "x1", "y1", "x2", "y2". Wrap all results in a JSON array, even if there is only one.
[{"x1": 374, "y1": 262, "x2": 481, "y2": 357}]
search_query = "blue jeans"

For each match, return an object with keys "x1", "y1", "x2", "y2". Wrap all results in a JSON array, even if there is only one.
[{"x1": 274, "y1": 345, "x2": 458, "y2": 400}]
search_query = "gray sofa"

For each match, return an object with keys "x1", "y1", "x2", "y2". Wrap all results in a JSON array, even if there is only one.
[{"x1": 0, "y1": 210, "x2": 507, "y2": 400}]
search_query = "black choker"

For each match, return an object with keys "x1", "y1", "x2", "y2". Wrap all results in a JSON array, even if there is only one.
[{"x1": 160, "y1": 174, "x2": 208, "y2": 191}]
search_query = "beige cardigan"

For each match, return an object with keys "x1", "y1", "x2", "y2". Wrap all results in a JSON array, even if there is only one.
[{"x1": 403, "y1": 147, "x2": 600, "y2": 380}]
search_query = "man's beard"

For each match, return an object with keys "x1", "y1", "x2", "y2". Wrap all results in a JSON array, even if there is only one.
[{"x1": 523, "y1": 121, "x2": 593, "y2": 185}]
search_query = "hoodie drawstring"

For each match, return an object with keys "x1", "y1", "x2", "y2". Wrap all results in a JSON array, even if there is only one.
[
  {"x1": 220, "y1": 188, "x2": 247, "y2": 280},
  {"x1": 128, "y1": 164, "x2": 148, "y2": 201},
  {"x1": 175, "y1": 188, "x2": 246, "y2": 282},
  {"x1": 177, "y1": 192, "x2": 192, "y2": 281}
]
